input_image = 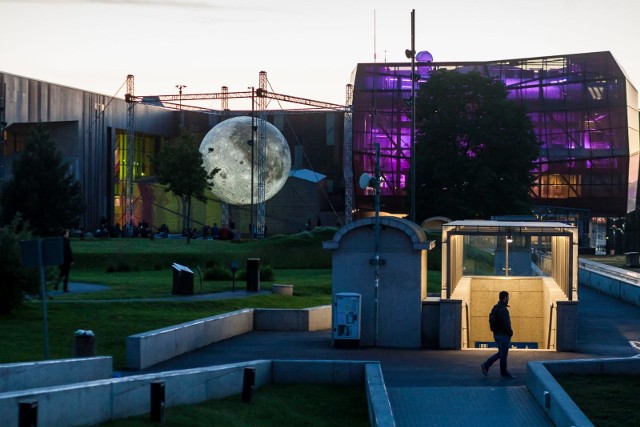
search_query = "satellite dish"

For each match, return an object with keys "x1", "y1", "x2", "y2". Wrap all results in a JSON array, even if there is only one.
[{"x1": 359, "y1": 173, "x2": 373, "y2": 190}]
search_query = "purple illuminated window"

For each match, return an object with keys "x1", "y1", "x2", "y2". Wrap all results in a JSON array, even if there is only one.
[{"x1": 351, "y1": 52, "x2": 636, "y2": 216}]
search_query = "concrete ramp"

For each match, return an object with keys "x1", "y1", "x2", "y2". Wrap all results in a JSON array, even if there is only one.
[{"x1": 388, "y1": 386, "x2": 552, "y2": 426}]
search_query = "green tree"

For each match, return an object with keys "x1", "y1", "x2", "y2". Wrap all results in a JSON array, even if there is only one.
[
  {"x1": 0, "y1": 215, "x2": 39, "y2": 315},
  {"x1": 1, "y1": 125, "x2": 85, "y2": 236},
  {"x1": 412, "y1": 70, "x2": 540, "y2": 220},
  {"x1": 153, "y1": 127, "x2": 218, "y2": 242}
]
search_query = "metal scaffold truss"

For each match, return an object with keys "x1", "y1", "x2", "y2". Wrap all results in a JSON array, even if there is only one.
[{"x1": 124, "y1": 72, "x2": 352, "y2": 237}]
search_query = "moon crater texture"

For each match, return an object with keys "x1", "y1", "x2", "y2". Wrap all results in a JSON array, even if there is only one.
[{"x1": 199, "y1": 116, "x2": 291, "y2": 205}]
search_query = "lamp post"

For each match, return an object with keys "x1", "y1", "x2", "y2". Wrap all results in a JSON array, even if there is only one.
[
  {"x1": 405, "y1": 9, "x2": 416, "y2": 223},
  {"x1": 373, "y1": 143, "x2": 381, "y2": 345},
  {"x1": 505, "y1": 232, "x2": 513, "y2": 276},
  {"x1": 175, "y1": 84, "x2": 187, "y2": 110}
]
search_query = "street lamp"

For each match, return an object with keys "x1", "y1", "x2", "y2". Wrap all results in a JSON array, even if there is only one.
[
  {"x1": 175, "y1": 84, "x2": 187, "y2": 110},
  {"x1": 405, "y1": 9, "x2": 416, "y2": 223},
  {"x1": 504, "y1": 232, "x2": 513, "y2": 276}
]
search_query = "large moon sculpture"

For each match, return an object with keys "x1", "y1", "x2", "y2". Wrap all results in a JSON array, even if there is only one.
[{"x1": 199, "y1": 116, "x2": 291, "y2": 205}]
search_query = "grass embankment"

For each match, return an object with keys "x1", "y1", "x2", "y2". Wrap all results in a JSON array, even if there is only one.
[
  {"x1": 555, "y1": 374, "x2": 640, "y2": 427},
  {"x1": 101, "y1": 384, "x2": 369, "y2": 427},
  {"x1": 0, "y1": 229, "x2": 442, "y2": 369}
]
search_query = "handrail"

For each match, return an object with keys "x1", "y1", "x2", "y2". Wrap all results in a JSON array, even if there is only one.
[
  {"x1": 464, "y1": 302, "x2": 470, "y2": 348},
  {"x1": 578, "y1": 258, "x2": 640, "y2": 286},
  {"x1": 547, "y1": 303, "x2": 552, "y2": 349}
]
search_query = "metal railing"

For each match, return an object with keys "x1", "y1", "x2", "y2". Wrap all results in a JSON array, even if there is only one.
[{"x1": 578, "y1": 258, "x2": 640, "y2": 286}]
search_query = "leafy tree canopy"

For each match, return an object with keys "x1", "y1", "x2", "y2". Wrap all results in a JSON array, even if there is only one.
[
  {"x1": 412, "y1": 70, "x2": 540, "y2": 220},
  {"x1": 154, "y1": 126, "x2": 218, "y2": 202},
  {"x1": 153, "y1": 127, "x2": 218, "y2": 234},
  {"x1": 1, "y1": 125, "x2": 85, "y2": 236}
]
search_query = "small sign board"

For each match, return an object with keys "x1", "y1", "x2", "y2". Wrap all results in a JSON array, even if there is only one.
[{"x1": 20, "y1": 238, "x2": 64, "y2": 267}]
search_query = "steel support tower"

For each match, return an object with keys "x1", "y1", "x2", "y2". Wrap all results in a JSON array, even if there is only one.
[
  {"x1": 125, "y1": 75, "x2": 135, "y2": 233},
  {"x1": 343, "y1": 84, "x2": 354, "y2": 225},
  {"x1": 127, "y1": 74, "x2": 348, "y2": 237},
  {"x1": 256, "y1": 71, "x2": 268, "y2": 238}
]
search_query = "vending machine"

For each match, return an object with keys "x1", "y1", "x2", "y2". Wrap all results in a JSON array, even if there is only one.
[{"x1": 333, "y1": 293, "x2": 361, "y2": 347}]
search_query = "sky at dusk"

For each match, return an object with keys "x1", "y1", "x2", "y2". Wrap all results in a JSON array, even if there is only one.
[{"x1": 2, "y1": 0, "x2": 639, "y2": 109}]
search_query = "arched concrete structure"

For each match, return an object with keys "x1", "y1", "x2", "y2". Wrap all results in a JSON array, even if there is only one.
[
  {"x1": 324, "y1": 217, "x2": 435, "y2": 348},
  {"x1": 420, "y1": 216, "x2": 452, "y2": 231}
]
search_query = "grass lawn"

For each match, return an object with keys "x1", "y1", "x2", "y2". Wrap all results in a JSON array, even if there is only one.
[
  {"x1": 0, "y1": 232, "x2": 443, "y2": 369},
  {"x1": 100, "y1": 384, "x2": 369, "y2": 427},
  {"x1": 555, "y1": 374, "x2": 640, "y2": 427}
]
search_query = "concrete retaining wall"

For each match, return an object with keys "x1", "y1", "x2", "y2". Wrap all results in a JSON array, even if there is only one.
[
  {"x1": 126, "y1": 309, "x2": 254, "y2": 370},
  {"x1": 254, "y1": 306, "x2": 331, "y2": 331},
  {"x1": 127, "y1": 306, "x2": 332, "y2": 370},
  {"x1": 365, "y1": 363, "x2": 396, "y2": 427},
  {"x1": 579, "y1": 259, "x2": 640, "y2": 307},
  {"x1": 0, "y1": 357, "x2": 112, "y2": 393},
  {"x1": 0, "y1": 360, "x2": 271, "y2": 427},
  {"x1": 527, "y1": 357, "x2": 640, "y2": 427},
  {"x1": 272, "y1": 359, "x2": 368, "y2": 385},
  {"x1": 1, "y1": 359, "x2": 390, "y2": 427}
]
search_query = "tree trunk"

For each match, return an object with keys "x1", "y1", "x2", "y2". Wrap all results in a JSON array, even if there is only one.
[{"x1": 186, "y1": 196, "x2": 192, "y2": 244}]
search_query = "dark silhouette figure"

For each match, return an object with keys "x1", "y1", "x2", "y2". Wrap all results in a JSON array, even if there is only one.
[
  {"x1": 481, "y1": 291, "x2": 515, "y2": 379},
  {"x1": 56, "y1": 229, "x2": 74, "y2": 292}
]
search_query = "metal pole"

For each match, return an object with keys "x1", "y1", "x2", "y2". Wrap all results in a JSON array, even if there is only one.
[
  {"x1": 250, "y1": 87, "x2": 255, "y2": 239},
  {"x1": 38, "y1": 240, "x2": 49, "y2": 359},
  {"x1": 505, "y1": 236, "x2": 511, "y2": 277},
  {"x1": 409, "y1": 9, "x2": 417, "y2": 223},
  {"x1": 373, "y1": 143, "x2": 381, "y2": 346}
]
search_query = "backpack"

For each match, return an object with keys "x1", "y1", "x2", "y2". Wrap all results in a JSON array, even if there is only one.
[{"x1": 489, "y1": 305, "x2": 501, "y2": 333}]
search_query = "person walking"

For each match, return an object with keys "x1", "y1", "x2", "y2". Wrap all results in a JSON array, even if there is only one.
[
  {"x1": 481, "y1": 290, "x2": 515, "y2": 379},
  {"x1": 56, "y1": 229, "x2": 74, "y2": 292}
]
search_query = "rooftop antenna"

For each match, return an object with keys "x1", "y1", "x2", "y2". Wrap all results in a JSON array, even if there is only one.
[{"x1": 373, "y1": 9, "x2": 377, "y2": 63}]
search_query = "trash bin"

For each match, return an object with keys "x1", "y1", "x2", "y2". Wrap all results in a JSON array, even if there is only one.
[
  {"x1": 624, "y1": 252, "x2": 640, "y2": 267},
  {"x1": 171, "y1": 263, "x2": 194, "y2": 295},
  {"x1": 74, "y1": 330, "x2": 96, "y2": 357},
  {"x1": 246, "y1": 258, "x2": 260, "y2": 292}
]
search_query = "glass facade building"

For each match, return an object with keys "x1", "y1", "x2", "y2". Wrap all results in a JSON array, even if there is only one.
[{"x1": 351, "y1": 51, "x2": 639, "y2": 217}]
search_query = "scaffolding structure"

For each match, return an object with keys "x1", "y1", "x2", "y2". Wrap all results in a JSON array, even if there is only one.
[
  {"x1": 124, "y1": 72, "x2": 351, "y2": 238},
  {"x1": 125, "y1": 75, "x2": 135, "y2": 234}
]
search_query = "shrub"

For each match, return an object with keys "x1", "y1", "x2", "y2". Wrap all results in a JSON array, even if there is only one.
[
  {"x1": 0, "y1": 217, "x2": 39, "y2": 315},
  {"x1": 203, "y1": 265, "x2": 232, "y2": 281},
  {"x1": 105, "y1": 260, "x2": 138, "y2": 273}
]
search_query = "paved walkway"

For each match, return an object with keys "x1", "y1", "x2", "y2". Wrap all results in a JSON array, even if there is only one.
[
  {"x1": 137, "y1": 285, "x2": 640, "y2": 426},
  {"x1": 47, "y1": 281, "x2": 640, "y2": 426},
  {"x1": 45, "y1": 282, "x2": 270, "y2": 302},
  {"x1": 389, "y1": 386, "x2": 552, "y2": 426}
]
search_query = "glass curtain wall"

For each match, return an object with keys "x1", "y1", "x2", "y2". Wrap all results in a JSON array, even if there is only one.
[
  {"x1": 351, "y1": 52, "x2": 638, "y2": 217},
  {"x1": 113, "y1": 131, "x2": 158, "y2": 225}
]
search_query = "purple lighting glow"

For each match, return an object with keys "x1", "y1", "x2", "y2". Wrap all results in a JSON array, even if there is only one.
[{"x1": 351, "y1": 52, "x2": 637, "y2": 216}]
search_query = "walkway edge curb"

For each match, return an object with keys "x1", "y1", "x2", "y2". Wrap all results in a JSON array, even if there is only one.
[{"x1": 527, "y1": 357, "x2": 640, "y2": 427}]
